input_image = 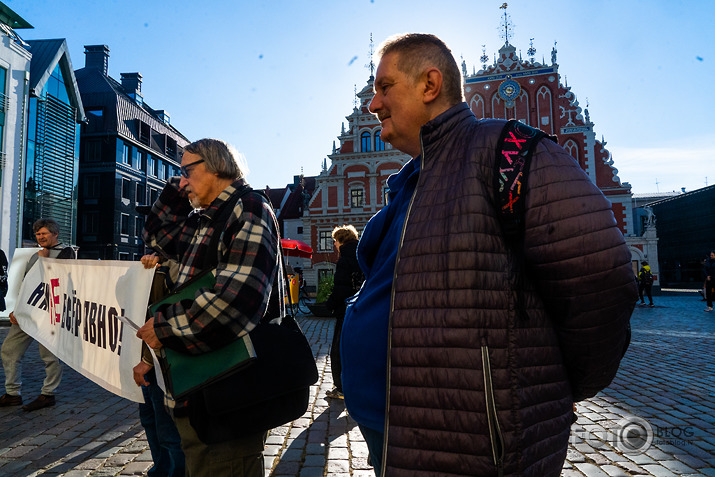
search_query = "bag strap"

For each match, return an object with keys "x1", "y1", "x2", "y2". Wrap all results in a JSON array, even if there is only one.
[
  {"x1": 494, "y1": 119, "x2": 555, "y2": 244},
  {"x1": 493, "y1": 120, "x2": 554, "y2": 320}
]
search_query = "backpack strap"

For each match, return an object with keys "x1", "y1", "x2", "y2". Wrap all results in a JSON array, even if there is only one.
[
  {"x1": 494, "y1": 120, "x2": 555, "y2": 244},
  {"x1": 494, "y1": 120, "x2": 555, "y2": 320}
]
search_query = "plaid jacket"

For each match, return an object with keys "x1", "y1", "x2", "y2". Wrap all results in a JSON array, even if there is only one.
[{"x1": 144, "y1": 177, "x2": 279, "y2": 356}]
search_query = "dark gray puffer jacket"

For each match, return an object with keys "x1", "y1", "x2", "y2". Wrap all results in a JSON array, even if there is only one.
[{"x1": 383, "y1": 103, "x2": 637, "y2": 476}]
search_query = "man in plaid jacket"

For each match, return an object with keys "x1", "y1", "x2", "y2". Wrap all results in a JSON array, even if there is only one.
[{"x1": 137, "y1": 138, "x2": 279, "y2": 477}]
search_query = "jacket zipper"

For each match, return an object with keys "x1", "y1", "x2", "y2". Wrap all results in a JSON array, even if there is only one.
[
  {"x1": 380, "y1": 136, "x2": 425, "y2": 476},
  {"x1": 482, "y1": 345, "x2": 505, "y2": 477}
]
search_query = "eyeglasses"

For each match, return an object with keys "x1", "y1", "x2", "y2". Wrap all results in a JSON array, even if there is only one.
[{"x1": 180, "y1": 159, "x2": 205, "y2": 178}]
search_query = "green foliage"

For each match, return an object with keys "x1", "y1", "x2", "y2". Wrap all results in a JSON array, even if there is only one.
[{"x1": 315, "y1": 274, "x2": 334, "y2": 303}]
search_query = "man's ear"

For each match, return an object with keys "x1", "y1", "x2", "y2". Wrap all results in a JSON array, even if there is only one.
[{"x1": 422, "y1": 67, "x2": 443, "y2": 104}]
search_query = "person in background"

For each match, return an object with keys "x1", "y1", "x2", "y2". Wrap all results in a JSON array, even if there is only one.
[
  {"x1": 0, "y1": 218, "x2": 76, "y2": 412},
  {"x1": 638, "y1": 261, "x2": 655, "y2": 307},
  {"x1": 704, "y1": 251, "x2": 715, "y2": 312},
  {"x1": 325, "y1": 225, "x2": 363, "y2": 400},
  {"x1": 132, "y1": 204, "x2": 186, "y2": 477},
  {"x1": 340, "y1": 33, "x2": 636, "y2": 476}
]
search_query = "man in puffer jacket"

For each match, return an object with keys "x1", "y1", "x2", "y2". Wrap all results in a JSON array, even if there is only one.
[{"x1": 340, "y1": 33, "x2": 638, "y2": 477}]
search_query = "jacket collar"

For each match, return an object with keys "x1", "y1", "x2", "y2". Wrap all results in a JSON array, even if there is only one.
[
  {"x1": 419, "y1": 102, "x2": 473, "y2": 157},
  {"x1": 197, "y1": 179, "x2": 249, "y2": 221}
]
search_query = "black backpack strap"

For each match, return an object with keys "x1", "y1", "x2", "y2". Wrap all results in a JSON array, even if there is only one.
[
  {"x1": 494, "y1": 120, "x2": 555, "y2": 244},
  {"x1": 494, "y1": 120, "x2": 555, "y2": 320}
]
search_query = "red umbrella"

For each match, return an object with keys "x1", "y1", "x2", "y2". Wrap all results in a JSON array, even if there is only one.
[{"x1": 281, "y1": 239, "x2": 313, "y2": 258}]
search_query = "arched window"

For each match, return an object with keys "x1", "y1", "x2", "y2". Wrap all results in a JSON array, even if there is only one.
[
  {"x1": 361, "y1": 131, "x2": 371, "y2": 152},
  {"x1": 375, "y1": 130, "x2": 385, "y2": 151}
]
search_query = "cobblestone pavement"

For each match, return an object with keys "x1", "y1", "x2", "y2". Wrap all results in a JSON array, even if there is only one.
[{"x1": 0, "y1": 292, "x2": 713, "y2": 476}]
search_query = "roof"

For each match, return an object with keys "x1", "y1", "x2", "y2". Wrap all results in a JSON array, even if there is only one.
[
  {"x1": 646, "y1": 184, "x2": 715, "y2": 207},
  {"x1": 26, "y1": 39, "x2": 86, "y2": 123},
  {"x1": 0, "y1": 2, "x2": 32, "y2": 29},
  {"x1": 74, "y1": 66, "x2": 190, "y2": 143}
]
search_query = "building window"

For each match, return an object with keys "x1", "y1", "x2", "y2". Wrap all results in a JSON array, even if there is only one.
[
  {"x1": 350, "y1": 188, "x2": 364, "y2": 208},
  {"x1": 120, "y1": 213, "x2": 129, "y2": 235},
  {"x1": 122, "y1": 143, "x2": 130, "y2": 164},
  {"x1": 85, "y1": 141, "x2": 101, "y2": 162},
  {"x1": 122, "y1": 178, "x2": 132, "y2": 199},
  {"x1": 83, "y1": 211, "x2": 99, "y2": 234},
  {"x1": 375, "y1": 130, "x2": 385, "y2": 151},
  {"x1": 361, "y1": 131, "x2": 371, "y2": 152},
  {"x1": 318, "y1": 230, "x2": 332, "y2": 252},
  {"x1": 138, "y1": 151, "x2": 146, "y2": 172},
  {"x1": 297, "y1": 226, "x2": 303, "y2": 234},
  {"x1": 158, "y1": 160, "x2": 166, "y2": 180},
  {"x1": 148, "y1": 155, "x2": 156, "y2": 176},
  {"x1": 136, "y1": 183, "x2": 146, "y2": 204},
  {"x1": 150, "y1": 188, "x2": 158, "y2": 204},
  {"x1": 84, "y1": 175, "x2": 100, "y2": 198},
  {"x1": 119, "y1": 252, "x2": 130, "y2": 261},
  {"x1": 86, "y1": 108, "x2": 103, "y2": 132},
  {"x1": 135, "y1": 216, "x2": 144, "y2": 238}
]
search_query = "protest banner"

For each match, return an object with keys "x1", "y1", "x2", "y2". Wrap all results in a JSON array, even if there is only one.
[
  {"x1": 13, "y1": 258, "x2": 154, "y2": 403},
  {"x1": 0, "y1": 248, "x2": 37, "y2": 319}
]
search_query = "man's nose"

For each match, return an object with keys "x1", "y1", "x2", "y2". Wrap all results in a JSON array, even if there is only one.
[
  {"x1": 368, "y1": 94, "x2": 380, "y2": 114},
  {"x1": 179, "y1": 175, "x2": 189, "y2": 189}
]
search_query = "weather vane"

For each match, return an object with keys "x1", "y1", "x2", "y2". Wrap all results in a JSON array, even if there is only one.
[
  {"x1": 499, "y1": 3, "x2": 513, "y2": 45},
  {"x1": 480, "y1": 44, "x2": 489, "y2": 66}
]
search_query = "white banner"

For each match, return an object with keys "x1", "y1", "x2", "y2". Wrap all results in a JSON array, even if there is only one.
[
  {"x1": 0, "y1": 248, "x2": 38, "y2": 319},
  {"x1": 13, "y1": 258, "x2": 154, "y2": 403}
]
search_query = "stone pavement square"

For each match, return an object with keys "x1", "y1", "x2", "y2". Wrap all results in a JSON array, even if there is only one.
[{"x1": 0, "y1": 293, "x2": 713, "y2": 476}]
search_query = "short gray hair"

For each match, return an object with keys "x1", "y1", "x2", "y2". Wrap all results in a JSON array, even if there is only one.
[
  {"x1": 33, "y1": 218, "x2": 60, "y2": 235},
  {"x1": 184, "y1": 138, "x2": 247, "y2": 180},
  {"x1": 378, "y1": 33, "x2": 464, "y2": 105}
]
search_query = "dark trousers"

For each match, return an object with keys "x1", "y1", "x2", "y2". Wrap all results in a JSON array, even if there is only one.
[
  {"x1": 139, "y1": 376, "x2": 185, "y2": 477},
  {"x1": 638, "y1": 283, "x2": 653, "y2": 305},
  {"x1": 331, "y1": 308, "x2": 345, "y2": 391},
  {"x1": 359, "y1": 424, "x2": 384, "y2": 477},
  {"x1": 706, "y1": 281, "x2": 714, "y2": 307}
]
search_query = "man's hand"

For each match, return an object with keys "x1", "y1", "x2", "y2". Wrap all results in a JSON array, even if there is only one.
[
  {"x1": 9, "y1": 312, "x2": 17, "y2": 326},
  {"x1": 37, "y1": 248, "x2": 50, "y2": 258},
  {"x1": 132, "y1": 361, "x2": 153, "y2": 387},
  {"x1": 137, "y1": 318, "x2": 163, "y2": 349},
  {"x1": 140, "y1": 254, "x2": 160, "y2": 269}
]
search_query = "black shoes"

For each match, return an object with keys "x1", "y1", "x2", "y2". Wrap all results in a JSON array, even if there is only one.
[
  {"x1": 0, "y1": 393, "x2": 23, "y2": 407},
  {"x1": 22, "y1": 394, "x2": 55, "y2": 412}
]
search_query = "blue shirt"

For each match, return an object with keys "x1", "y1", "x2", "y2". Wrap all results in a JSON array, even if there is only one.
[{"x1": 341, "y1": 157, "x2": 420, "y2": 432}]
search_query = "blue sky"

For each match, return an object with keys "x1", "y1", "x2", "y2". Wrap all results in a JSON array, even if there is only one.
[{"x1": 11, "y1": 0, "x2": 714, "y2": 194}]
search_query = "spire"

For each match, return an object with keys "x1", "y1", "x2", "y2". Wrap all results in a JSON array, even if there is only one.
[
  {"x1": 353, "y1": 84, "x2": 358, "y2": 109},
  {"x1": 527, "y1": 38, "x2": 536, "y2": 63},
  {"x1": 499, "y1": 3, "x2": 513, "y2": 46},
  {"x1": 366, "y1": 33, "x2": 375, "y2": 78},
  {"x1": 480, "y1": 44, "x2": 489, "y2": 68}
]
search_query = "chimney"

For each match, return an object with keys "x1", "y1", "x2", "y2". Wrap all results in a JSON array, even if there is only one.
[
  {"x1": 121, "y1": 72, "x2": 142, "y2": 96},
  {"x1": 84, "y1": 45, "x2": 110, "y2": 76}
]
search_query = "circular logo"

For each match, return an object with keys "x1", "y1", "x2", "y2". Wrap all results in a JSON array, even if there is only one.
[{"x1": 614, "y1": 416, "x2": 653, "y2": 454}]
